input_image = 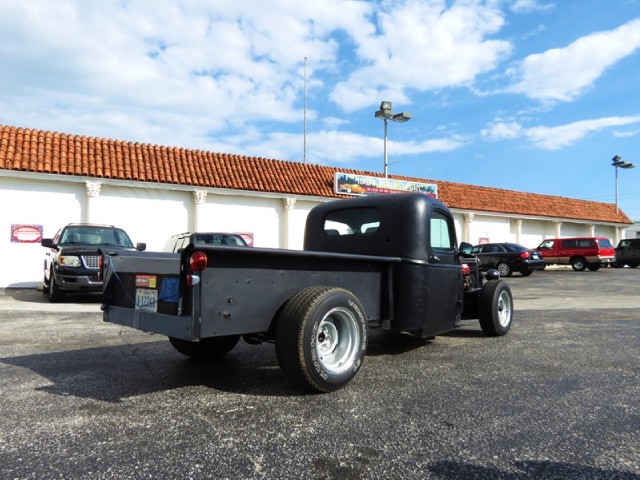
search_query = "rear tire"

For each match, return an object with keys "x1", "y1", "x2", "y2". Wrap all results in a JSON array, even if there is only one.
[
  {"x1": 275, "y1": 287, "x2": 367, "y2": 393},
  {"x1": 571, "y1": 257, "x2": 587, "y2": 271},
  {"x1": 479, "y1": 280, "x2": 513, "y2": 336},
  {"x1": 520, "y1": 269, "x2": 533, "y2": 277},
  {"x1": 587, "y1": 264, "x2": 600, "y2": 271},
  {"x1": 169, "y1": 335, "x2": 240, "y2": 360}
]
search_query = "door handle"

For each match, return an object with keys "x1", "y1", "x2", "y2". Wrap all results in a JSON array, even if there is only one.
[{"x1": 430, "y1": 255, "x2": 441, "y2": 263}]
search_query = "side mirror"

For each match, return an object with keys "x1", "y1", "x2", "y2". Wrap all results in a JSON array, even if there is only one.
[
  {"x1": 459, "y1": 242, "x2": 473, "y2": 255},
  {"x1": 136, "y1": 242, "x2": 147, "y2": 251},
  {"x1": 41, "y1": 238, "x2": 58, "y2": 250}
]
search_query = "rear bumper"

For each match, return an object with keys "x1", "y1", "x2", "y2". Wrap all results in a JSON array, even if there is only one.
[{"x1": 102, "y1": 305, "x2": 195, "y2": 340}]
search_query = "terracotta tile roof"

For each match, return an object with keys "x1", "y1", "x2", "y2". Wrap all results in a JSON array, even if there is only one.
[{"x1": 0, "y1": 124, "x2": 632, "y2": 224}]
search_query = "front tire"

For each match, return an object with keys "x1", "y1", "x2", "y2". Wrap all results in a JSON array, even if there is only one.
[
  {"x1": 479, "y1": 280, "x2": 513, "y2": 336},
  {"x1": 496, "y1": 262, "x2": 512, "y2": 277},
  {"x1": 275, "y1": 287, "x2": 367, "y2": 393},
  {"x1": 47, "y1": 269, "x2": 65, "y2": 302},
  {"x1": 169, "y1": 335, "x2": 240, "y2": 360}
]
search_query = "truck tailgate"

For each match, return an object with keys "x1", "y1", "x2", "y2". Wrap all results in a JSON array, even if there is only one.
[{"x1": 101, "y1": 250, "x2": 192, "y2": 338}]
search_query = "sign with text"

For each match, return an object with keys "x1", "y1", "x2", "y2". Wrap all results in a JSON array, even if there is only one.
[
  {"x1": 10, "y1": 224, "x2": 43, "y2": 243},
  {"x1": 335, "y1": 172, "x2": 437, "y2": 198}
]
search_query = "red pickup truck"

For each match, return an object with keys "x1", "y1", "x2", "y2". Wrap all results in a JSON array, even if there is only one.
[{"x1": 536, "y1": 237, "x2": 615, "y2": 271}]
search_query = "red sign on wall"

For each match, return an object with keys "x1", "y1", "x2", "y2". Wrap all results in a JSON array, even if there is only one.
[{"x1": 10, "y1": 224, "x2": 43, "y2": 243}]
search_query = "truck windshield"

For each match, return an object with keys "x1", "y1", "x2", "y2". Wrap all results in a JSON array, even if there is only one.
[
  {"x1": 323, "y1": 207, "x2": 380, "y2": 236},
  {"x1": 60, "y1": 227, "x2": 134, "y2": 247}
]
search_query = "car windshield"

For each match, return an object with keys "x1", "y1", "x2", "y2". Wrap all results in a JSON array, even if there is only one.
[
  {"x1": 597, "y1": 239, "x2": 613, "y2": 248},
  {"x1": 60, "y1": 227, "x2": 133, "y2": 247}
]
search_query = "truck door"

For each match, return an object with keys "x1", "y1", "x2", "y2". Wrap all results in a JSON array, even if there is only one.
[{"x1": 424, "y1": 208, "x2": 461, "y2": 335}]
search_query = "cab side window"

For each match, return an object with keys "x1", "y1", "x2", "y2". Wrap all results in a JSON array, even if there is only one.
[{"x1": 430, "y1": 211, "x2": 453, "y2": 251}]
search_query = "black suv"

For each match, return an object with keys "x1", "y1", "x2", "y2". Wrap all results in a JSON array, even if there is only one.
[
  {"x1": 612, "y1": 238, "x2": 640, "y2": 268},
  {"x1": 41, "y1": 224, "x2": 145, "y2": 302}
]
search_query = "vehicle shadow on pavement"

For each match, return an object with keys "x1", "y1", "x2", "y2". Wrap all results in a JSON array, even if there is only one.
[
  {"x1": 428, "y1": 459, "x2": 640, "y2": 480},
  {"x1": 0, "y1": 341, "x2": 296, "y2": 401},
  {"x1": 5, "y1": 288, "x2": 102, "y2": 305},
  {"x1": 0, "y1": 329, "x2": 477, "y2": 400}
]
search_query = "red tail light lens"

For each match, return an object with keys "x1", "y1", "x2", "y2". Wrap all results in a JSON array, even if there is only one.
[
  {"x1": 190, "y1": 251, "x2": 208, "y2": 272},
  {"x1": 520, "y1": 251, "x2": 531, "y2": 259},
  {"x1": 461, "y1": 263, "x2": 470, "y2": 275}
]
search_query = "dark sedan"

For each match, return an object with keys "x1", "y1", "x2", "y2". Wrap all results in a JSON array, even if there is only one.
[{"x1": 468, "y1": 242, "x2": 546, "y2": 277}]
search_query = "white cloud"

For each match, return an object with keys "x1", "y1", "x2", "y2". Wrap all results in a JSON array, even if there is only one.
[
  {"x1": 482, "y1": 121, "x2": 523, "y2": 140},
  {"x1": 330, "y1": 0, "x2": 512, "y2": 112},
  {"x1": 484, "y1": 116, "x2": 640, "y2": 150},
  {"x1": 511, "y1": 0, "x2": 555, "y2": 13},
  {"x1": 508, "y1": 18, "x2": 640, "y2": 102}
]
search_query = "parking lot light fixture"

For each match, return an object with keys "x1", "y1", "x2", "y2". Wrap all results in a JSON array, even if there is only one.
[
  {"x1": 611, "y1": 155, "x2": 635, "y2": 214},
  {"x1": 374, "y1": 101, "x2": 411, "y2": 177}
]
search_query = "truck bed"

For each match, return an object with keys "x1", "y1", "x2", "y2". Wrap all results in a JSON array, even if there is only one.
[{"x1": 102, "y1": 246, "x2": 401, "y2": 341}]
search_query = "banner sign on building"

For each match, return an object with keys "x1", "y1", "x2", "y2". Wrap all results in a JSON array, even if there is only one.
[
  {"x1": 10, "y1": 224, "x2": 43, "y2": 243},
  {"x1": 335, "y1": 172, "x2": 437, "y2": 198}
]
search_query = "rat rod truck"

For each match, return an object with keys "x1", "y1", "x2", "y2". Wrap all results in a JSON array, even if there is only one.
[{"x1": 101, "y1": 193, "x2": 513, "y2": 392}]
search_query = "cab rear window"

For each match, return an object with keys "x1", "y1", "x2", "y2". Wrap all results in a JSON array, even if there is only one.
[{"x1": 323, "y1": 207, "x2": 380, "y2": 236}]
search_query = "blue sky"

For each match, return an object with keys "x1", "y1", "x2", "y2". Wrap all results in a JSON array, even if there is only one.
[{"x1": 2, "y1": 0, "x2": 639, "y2": 220}]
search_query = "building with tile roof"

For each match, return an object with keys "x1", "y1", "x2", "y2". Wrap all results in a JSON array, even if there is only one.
[{"x1": 0, "y1": 124, "x2": 634, "y2": 287}]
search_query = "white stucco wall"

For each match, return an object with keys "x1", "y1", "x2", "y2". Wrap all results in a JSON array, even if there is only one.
[
  {"x1": 1, "y1": 178, "x2": 83, "y2": 287},
  {"x1": 0, "y1": 171, "x2": 629, "y2": 288}
]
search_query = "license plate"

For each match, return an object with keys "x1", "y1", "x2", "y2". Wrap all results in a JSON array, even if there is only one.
[
  {"x1": 532, "y1": 254, "x2": 539, "y2": 259},
  {"x1": 135, "y1": 288, "x2": 158, "y2": 312}
]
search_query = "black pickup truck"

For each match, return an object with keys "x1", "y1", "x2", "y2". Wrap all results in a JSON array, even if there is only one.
[{"x1": 101, "y1": 193, "x2": 513, "y2": 392}]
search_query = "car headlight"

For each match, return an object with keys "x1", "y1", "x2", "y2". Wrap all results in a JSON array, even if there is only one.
[{"x1": 58, "y1": 255, "x2": 81, "y2": 267}]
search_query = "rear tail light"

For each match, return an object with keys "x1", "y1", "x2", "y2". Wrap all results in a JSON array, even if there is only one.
[
  {"x1": 186, "y1": 274, "x2": 201, "y2": 287},
  {"x1": 520, "y1": 251, "x2": 531, "y2": 259},
  {"x1": 190, "y1": 251, "x2": 208, "y2": 272},
  {"x1": 461, "y1": 263, "x2": 470, "y2": 275}
]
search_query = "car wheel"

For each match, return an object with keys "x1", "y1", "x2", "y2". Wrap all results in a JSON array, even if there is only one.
[
  {"x1": 169, "y1": 335, "x2": 240, "y2": 360},
  {"x1": 520, "y1": 269, "x2": 533, "y2": 276},
  {"x1": 587, "y1": 264, "x2": 600, "y2": 271},
  {"x1": 479, "y1": 280, "x2": 513, "y2": 336},
  {"x1": 571, "y1": 257, "x2": 587, "y2": 271},
  {"x1": 496, "y1": 262, "x2": 512, "y2": 277},
  {"x1": 628, "y1": 263, "x2": 638, "y2": 268},
  {"x1": 47, "y1": 269, "x2": 65, "y2": 303},
  {"x1": 275, "y1": 286, "x2": 367, "y2": 393}
]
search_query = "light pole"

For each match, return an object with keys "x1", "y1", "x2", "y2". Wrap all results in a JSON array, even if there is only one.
[
  {"x1": 374, "y1": 101, "x2": 411, "y2": 177},
  {"x1": 612, "y1": 155, "x2": 635, "y2": 214}
]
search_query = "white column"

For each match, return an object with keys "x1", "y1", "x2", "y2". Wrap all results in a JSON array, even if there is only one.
[
  {"x1": 192, "y1": 190, "x2": 207, "y2": 231},
  {"x1": 514, "y1": 218, "x2": 523, "y2": 244},
  {"x1": 555, "y1": 221, "x2": 562, "y2": 238},
  {"x1": 282, "y1": 197, "x2": 296, "y2": 249},
  {"x1": 463, "y1": 213, "x2": 474, "y2": 243},
  {"x1": 84, "y1": 181, "x2": 102, "y2": 223},
  {"x1": 588, "y1": 224, "x2": 596, "y2": 237}
]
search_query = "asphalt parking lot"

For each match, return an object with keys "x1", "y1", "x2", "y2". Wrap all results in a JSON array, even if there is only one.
[{"x1": 0, "y1": 268, "x2": 638, "y2": 479}]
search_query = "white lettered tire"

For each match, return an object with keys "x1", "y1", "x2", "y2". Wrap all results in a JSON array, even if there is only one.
[
  {"x1": 275, "y1": 287, "x2": 367, "y2": 392},
  {"x1": 479, "y1": 280, "x2": 513, "y2": 336}
]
